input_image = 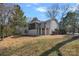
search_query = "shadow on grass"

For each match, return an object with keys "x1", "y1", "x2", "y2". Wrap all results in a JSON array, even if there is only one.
[{"x1": 40, "y1": 35, "x2": 79, "y2": 56}]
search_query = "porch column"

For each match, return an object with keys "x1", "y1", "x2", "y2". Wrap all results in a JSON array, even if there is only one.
[
  {"x1": 45, "y1": 28, "x2": 46, "y2": 35},
  {"x1": 41, "y1": 28, "x2": 42, "y2": 35},
  {"x1": 35, "y1": 23, "x2": 38, "y2": 35}
]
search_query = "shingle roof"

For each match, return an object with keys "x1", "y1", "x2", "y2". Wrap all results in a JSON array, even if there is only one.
[{"x1": 31, "y1": 17, "x2": 40, "y2": 23}]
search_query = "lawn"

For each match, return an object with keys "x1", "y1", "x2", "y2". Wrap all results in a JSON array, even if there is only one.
[{"x1": 0, "y1": 35, "x2": 79, "y2": 56}]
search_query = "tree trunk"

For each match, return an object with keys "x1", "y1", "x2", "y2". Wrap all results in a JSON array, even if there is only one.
[{"x1": 0, "y1": 25, "x2": 4, "y2": 41}]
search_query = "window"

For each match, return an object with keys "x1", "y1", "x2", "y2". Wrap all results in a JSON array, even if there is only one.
[{"x1": 29, "y1": 23, "x2": 36, "y2": 30}]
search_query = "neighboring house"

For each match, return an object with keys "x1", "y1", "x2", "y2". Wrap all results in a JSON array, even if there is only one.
[{"x1": 27, "y1": 18, "x2": 59, "y2": 36}]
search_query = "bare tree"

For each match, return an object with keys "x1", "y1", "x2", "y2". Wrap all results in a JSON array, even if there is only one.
[
  {"x1": 47, "y1": 4, "x2": 70, "y2": 19},
  {"x1": 60, "y1": 4, "x2": 70, "y2": 20},
  {"x1": 0, "y1": 4, "x2": 7, "y2": 40},
  {"x1": 0, "y1": 4, "x2": 13, "y2": 40},
  {"x1": 46, "y1": 4, "x2": 60, "y2": 19},
  {"x1": 59, "y1": 4, "x2": 70, "y2": 34},
  {"x1": 46, "y1": 4, "x2": 71, "y2": 34}
]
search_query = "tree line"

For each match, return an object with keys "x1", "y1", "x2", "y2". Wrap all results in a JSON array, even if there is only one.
[
  {"x1": 0, "y1": 4, "x2": 27, "y2": 40},
  {"x1": 0, "y1": 3, "x2": 79, "y2": 40},
  {"x1": 47, "y1": 4, "x2": 79, "y2": 35}
]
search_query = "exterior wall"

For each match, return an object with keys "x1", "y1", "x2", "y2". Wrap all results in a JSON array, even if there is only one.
[
  {"x1": 27, "y1": 29, "x2": 37, "y2": 35},
  {"x1": 39, "y1": 22, "x2": 45, "y2": 35},
  {"x1": 45, "y1": 21, "x2": 50, "y2": 35},
  {"x1": 50, "y1": 20, "x2": 59, "y2": 34},
  {"x1": 40, "y1": 22, "x2": 45, "y2": 28},
  {"x1": 27, "y1": 19, "x2": 59, "y2": 35}
]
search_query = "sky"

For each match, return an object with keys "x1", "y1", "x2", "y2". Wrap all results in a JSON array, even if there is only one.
[{"x1": 19, "y1": 3, "x2": 78, "y2": 21}]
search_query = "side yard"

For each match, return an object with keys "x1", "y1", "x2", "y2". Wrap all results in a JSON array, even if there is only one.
[{"x1": 0, "y1": 35, "x2": 79, "y2": 56}]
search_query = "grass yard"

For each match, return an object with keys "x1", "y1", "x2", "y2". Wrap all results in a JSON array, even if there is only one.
[{"x1": 0, "y1": 35, "x2": 79, "y2": 56}]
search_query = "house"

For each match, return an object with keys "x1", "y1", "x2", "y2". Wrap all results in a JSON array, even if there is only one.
[{"x1": 27, "y1": 18, "x2": 59, "y2": 36}]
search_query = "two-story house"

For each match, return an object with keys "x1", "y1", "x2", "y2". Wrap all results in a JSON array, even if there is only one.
[{"x1": 27, "y1": 18, "x2": 59, "y2": 35}]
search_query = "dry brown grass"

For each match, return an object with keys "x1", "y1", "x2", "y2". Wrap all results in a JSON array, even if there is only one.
[
  {"x1": 60, "y1": 40, "x2": 79, "y2": 56},
  {"x1": 0, "y1": 35, "x2": 65, "y2": 48},
  {"x1": 0, "y1": 35, "x2": 78, "y2": 56}
]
